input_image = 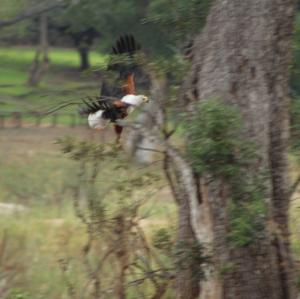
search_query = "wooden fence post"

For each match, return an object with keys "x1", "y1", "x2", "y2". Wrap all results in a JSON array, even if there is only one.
[
  {"x1": 51, "y1": 114, "x2": 58, "y2": 128},
  {"x1": 12, "y1": 112, "x2": 22, "y2": 128},
  {"x1": 0, "y1": 114, "x2": 4, "y2": 128},
  {"x1": 0, "y1": 112, "x2": 85, "y2": 128},
  {"x1": 70, "y1": 114, "x2": 76, "y2": 128},
  {"x1": 35, "y1": 113, "x2": 42, "y2": 127}
]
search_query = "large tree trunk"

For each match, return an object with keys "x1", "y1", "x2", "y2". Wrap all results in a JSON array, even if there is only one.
[{"x1": 181, "y1": 0, "x2": 297, "y2": 298}]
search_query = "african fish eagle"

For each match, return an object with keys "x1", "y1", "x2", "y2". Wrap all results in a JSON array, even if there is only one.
[{"x1": 79, "y1": 35, "x2": 149, "y2": 143}]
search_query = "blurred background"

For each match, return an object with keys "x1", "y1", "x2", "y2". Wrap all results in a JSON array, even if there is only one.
[{"x1": 0, "y1": 1, "x2": 206, "y2": 298}]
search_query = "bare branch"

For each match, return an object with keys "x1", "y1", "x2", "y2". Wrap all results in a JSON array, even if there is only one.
[
  {"x1": 0, "y1": 1, "x2": 67, "y2": 28},
  {"x1": 72, "y1": 161, "x2": 89, "y2": 225},
  {"x1": 58, "y1": 257, "x2": 77, "y2": 299},
  {"x1": 163, "y1": 154, "x2": 180, "y2": 204},
  {"x1": 117, "y1": 118, "x2": 202, "y2": 240},
  {"x1": 289, "y1": 174, "x2": 300, "y2": 199},
  {"x1": 136, "y1": 146, "x2": 164, "y2": 154}
]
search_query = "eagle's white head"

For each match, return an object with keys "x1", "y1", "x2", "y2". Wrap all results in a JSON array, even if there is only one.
[{"x1": 121, "y1": 94, "x2": 149, "y2": 106}]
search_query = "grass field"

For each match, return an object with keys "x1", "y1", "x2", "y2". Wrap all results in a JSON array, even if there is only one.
[
  {"x1": 0, "y1": 48, "x2": 177, "y2": 299},
  {"x1": 1, "y1": 127, "x2": 300, "y2": 298},
  {"x1": 0, "y1": 47, "x2": 107, "y2": 68},
  {"x1": 0, "y1": 127, "x2": 176, "y2": 299},
  {"x1": 0, "y1": 47, "x2": 107, "y2": 127}
]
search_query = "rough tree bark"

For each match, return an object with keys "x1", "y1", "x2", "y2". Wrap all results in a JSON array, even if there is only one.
[{"x1": 180, "y1": 0, "x2": 297, "y2": 298}]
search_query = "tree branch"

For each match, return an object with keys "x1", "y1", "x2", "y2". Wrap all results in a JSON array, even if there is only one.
[
  {"x1": 136, "y1": 146, "x2": 164, "y2": 154},
  {"x1": 0, "y1": 1, "x2": 67, "y2": 28},
  {"x1": 117, "y1": 119, "x2": 202, "y2": 240},
  {"x1": 163, "y1": 154, "x2": 180, "y2": 204},
  {"x1": 289, "y1": 174, "x2": 300, "y2": 199}
]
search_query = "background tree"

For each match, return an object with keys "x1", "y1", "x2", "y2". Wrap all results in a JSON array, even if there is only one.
[
  {"x1": 0, "y1": 0, "x2": 66, "y2": 29},
  {"x1": 52, "y1": 1, "x2": 102, "y2": 71},
  {"x1": 27, "y1": 13, "x2": 49, "y2": 86}
]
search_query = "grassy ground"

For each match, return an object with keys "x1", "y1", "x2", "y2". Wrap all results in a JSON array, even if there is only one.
[
  {"x1": 1, "y1": 46, "x2": 300, "y2": 297},
  {"x1": 0, "y1": 128, "x2": 176, "y2": 299},
  {"x1": 0, "y1": 48, "x2": 175, "y2": 298}
]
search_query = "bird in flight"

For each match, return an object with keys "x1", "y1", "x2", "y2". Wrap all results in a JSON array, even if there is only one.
[{"x1": 79, "y1": 35, "x2": 149, "y2": 144}]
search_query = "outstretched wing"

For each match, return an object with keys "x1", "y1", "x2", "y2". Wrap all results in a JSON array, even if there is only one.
[
  {"x1": 79, "y1": 96, "x2": 128, "y2": 122},
  {"x1": 40, "y1": 35, "x2": 144, "y2": 118},
  {"x1": 100, "y1": 34, "x2": 141, "y2": 98},
  {"x1": 78, "y1": 35, "x2": 141, "y2": 120}
]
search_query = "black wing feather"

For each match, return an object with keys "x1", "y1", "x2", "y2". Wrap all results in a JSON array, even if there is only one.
[
  {"x1": 100, "y1": 34, "x2": 141, "y2": 99},
  {"x1": 79, "y1": 96, "x2": 113, "y2": 115},
  {"x1": 79, "y1": 96, "x2": 128, "y2": 122},
  {"x1": 109, "y1": 34, "x2": 140, "y2": 59},
  {"x1": 79, "y1": 97, "x2": 127, "y2": 121}
]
